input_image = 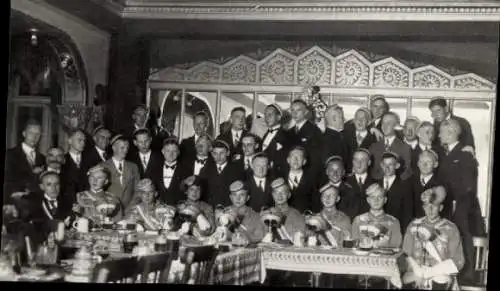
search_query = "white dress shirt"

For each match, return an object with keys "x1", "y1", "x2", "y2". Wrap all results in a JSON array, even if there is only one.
[
  {"x1": 216, "y1": 162, "x2": 227, "y2": 174},
  {"x1": 295, "y1": 120, "x2": 307, "y2": 132},
  {"x1": 194, "y1": 156, "x2": 208, "y2": 176},
  {"x1": 419, "y1": 143, "x2": 432, "y2": 152},
  {"x1": 112, "y1": 158, "x2": 125, "y2": 185},
  {"x1": 262, "y1": 125, "x2": 281, "y2": 150},
  {"x1": 22, "y1": 143, "x2": 36, "y2": 165},
  {"x1": 163, "y1": 162, "x2": 177, "y2": 189},
  {"x1": 288, "y1": 170, "x2": 303, "y2": 189},
  {"x1": 383, "y1": 175, "x2": 397, "y2": 190},
  {"x1": 139, "y1": 151, "x2": 152, "y2": 170},
  {"x1": 447, "y1": 141, "x2": 459, "y2": 153},
  {"x1": 95, "y1": 146, "x2": 107, "y2": 161},
  {"x1": 384, "y1": 135, "x2": 397, "y2": 148},
  {"x1": 231, "y1": 129, "x2": 243, "y2": 145},
  {"x1": 355, "y1": 173, "x2": 368, "y2": 185},
  {"x1": 254, "y1": 176, "x2": 266, "y2": 192},
  {"x1": 69, "y1": 151, "x2": 82, "y2": 167},
  {"x1": 420, "y1": 173, "x2": 434, "y2": 186},
  {"x1": 405, "y1": 139, "x2": 418, "y2": 150}
]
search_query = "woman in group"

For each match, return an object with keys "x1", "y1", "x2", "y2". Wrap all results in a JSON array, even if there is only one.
[
  {"x1": 124, "y1": 178, "x2": 177, "y2": 231},
  {"x1": 176, "y1": 175, "x2": 215, "y2": 238}
]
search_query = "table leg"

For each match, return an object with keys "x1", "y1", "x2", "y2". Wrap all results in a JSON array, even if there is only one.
[
  {"x1": 310, "y1": 272, "x2": 321, "y2": 287},
  {"x1": 386, "y1": 278, "x2": 391, "y2": 289}
]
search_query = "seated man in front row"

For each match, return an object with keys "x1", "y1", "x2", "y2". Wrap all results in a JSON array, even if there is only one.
[
  {"x1": 73, "y1": 165, "x2": 122, "y2": 225},
  {"x1": 352, "y1": 183, "x2": 402, "y2": 249},
  {"x1": 402, "y1": 186, "x2": 464, "y2": 290},
  {"x1": 213, "y1": 180, "x2": 266, "y2": 244},
  {"x1": 262, "y1": 177, "x2": 306, "y2": 243}
]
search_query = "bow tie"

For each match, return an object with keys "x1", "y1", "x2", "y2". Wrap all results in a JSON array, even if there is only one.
[
  {"x1": 267, "y1": 128, "x2": 279, "y2": 134},
  {"x1": 164, "y1": 164, "x2": 177, "y2": 170},
  {"x1": 196, "y1": 158, "x2": 207, "y2": 164}
]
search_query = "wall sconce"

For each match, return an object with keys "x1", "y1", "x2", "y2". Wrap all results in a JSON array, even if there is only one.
[{"x1": 29, "y1": 28, "x2": 38, "y2": 46}]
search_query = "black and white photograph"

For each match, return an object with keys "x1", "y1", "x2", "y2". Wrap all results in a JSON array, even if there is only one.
[{"x1": 2, "y1": 0, "x2": 496, "y2": 289}]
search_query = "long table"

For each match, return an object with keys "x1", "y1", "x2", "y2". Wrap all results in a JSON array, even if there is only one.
[{"x1": 260, "y1": 246, "x2": 405, "y2": 288}]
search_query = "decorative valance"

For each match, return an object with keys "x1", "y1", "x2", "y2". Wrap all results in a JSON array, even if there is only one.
[{"x1": 149, "y1": 46, "x2": 495, "y2": 91}]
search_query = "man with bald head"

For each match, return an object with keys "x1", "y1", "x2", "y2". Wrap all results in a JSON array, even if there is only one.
[{"x1": 436, "y1": 119, "x2": 485, "y2": 285}]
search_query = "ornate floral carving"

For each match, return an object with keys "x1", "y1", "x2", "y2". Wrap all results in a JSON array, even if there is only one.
[
  {"x1": 185, "y1": 62, "x2": 221, "y2": 82},
  {"x1": 413, "y1": 67, "x2": 451, "y2": 89},
  {"x1": 454, "y1": 75, "x2": 495, "y2": 90},
  {"x1": 222, "y1": 57, "x2": 257, "y2": 84},
  {"x1": 151, "y1": 68, "x2": 185, "y2": 81},
  {"x1": 259, "y1": 51, "x2": 295, "y2": 85},
  {"x1": 335, "y1": 51, "x2": 370, "y2": 87},
  {"x1": 297, "y1": 48, "x2": 333, "y2": 85},
  {"x1": 373, "y1": 60, "x2": 410, "y2": 88}
]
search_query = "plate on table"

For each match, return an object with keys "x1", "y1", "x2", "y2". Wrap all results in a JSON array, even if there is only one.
[
  {"x1": 371, "y1": 248, "x2": 398, "y2": 255},
  {"x1": 352, "y1": 249, "x2": 370, "y2": 256}
]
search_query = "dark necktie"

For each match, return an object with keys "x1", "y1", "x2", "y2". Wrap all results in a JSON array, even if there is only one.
[
  {"x1": 358, "y1": 176, "x2": 363, "y2": 187},
  {"x1": 217, "y1": 165, "x2": 223, "y2": 174},
  {"x1": 165, "y1": 164, "x2": 177, "y2": 170},
  {"x1": 259, "y1": 180, "x2": 264, "y2": 192},
  {"x1": 118, "y1": 162, "x2": 123, "y2": 172},
  {"x1": 444, "y1": 144, "x2": 450, "y2": 155},
  {"x1": 103, "y1": 152, "x2": 109, "y2": 160},
  {"x1": 267, "y1": 128, "x2": 278, "y2": 135}
]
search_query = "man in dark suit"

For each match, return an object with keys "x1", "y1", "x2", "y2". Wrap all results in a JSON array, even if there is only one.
[
  {"x1": 260, "y1": 104, "x2": 291, "y2": 175},
  {"x1": 17, "y1": 172, "x2": 73, "y2": 236},
  {"x1": 83, "y1": 125, "x2": 112, "y2": 168},
  {"x1": 61, "y1": 129, "x2": 92, "y2": 205},
  {"x1": 102, "y1": 135, "x2": 140, "y2": 210},
  {"x1": 200, "y1": 140, "x2": 245, "y2": 207},
  {"x1": 181, "y1": 134, "x2": 214, "y2": 177},
  {"x1": 246, "y1": 152, "x2": 274, "y2": 212},
  {"x1": 4, "y1": 119, "x2": 46, "y2": 204},
  {"x1": 369, "y1": 112, "x2": 413, "y2": 180},
  {"x1": 288, "y1": 99, "x2": 324, "y2": 176},
  {"x1": 282, "y1": 146, "x2": 317, "y2": 213},
  {"x1": 403, "y1": 116, "x2": 420, "y2": 151},
  {"x1": 429, "y1": 97, "x2": 475, "y2": 150},
  {"x1": 153, "y1": 137, "x2": 185, "y2": 206},
  {"x1": 216, "y1": 107, "x2": 248, "y2": 159},
  {"x1": 411, "y1": 121, "x2": 437, "y2": 174},
  {"x1": 376, "y1": 152, "x2": 413, "y2": 233},
  {"x1": 321, "y1": 156, "x2": 360, "y2": 221},
  {"x1": 412, "y1": 149, "x2": 452, "y2": 220},
  {"x1": 122, "y1": 104, "x2": 164, "y2": 153},
  {"x1": 344, "y1": 107, "x2": 377, "y2": 173},
  {"x1": 344, "y1": 95, "x2": 388, "y2": 139},
  {"x1": 236, "y1": 133, "x2": 260, "y2": 174},
  {"x1": 345, "y1": 149, "x2": 376, "y2": 216},
  {"x1": 322, "y1": 105, "x2": 349, "y2": 170},
  {"x1": 437, "y1": 119, "x2": 485, "y2": 285},
  {"x1": 129, "y1": 128, "x2": 163, "y2": 181},
  {"x1": 180, "y1": 111, "x2": 210, "y2": 161}
]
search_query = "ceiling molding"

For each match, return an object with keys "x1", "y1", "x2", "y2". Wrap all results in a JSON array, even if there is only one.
[{"x1": 101, "y1": 1, "x2": 500, "y2": 21}]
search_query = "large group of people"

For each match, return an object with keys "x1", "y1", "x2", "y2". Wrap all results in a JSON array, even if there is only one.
[{"x1": 2, "y1": 93, "x2": 487, "y2": 289}]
